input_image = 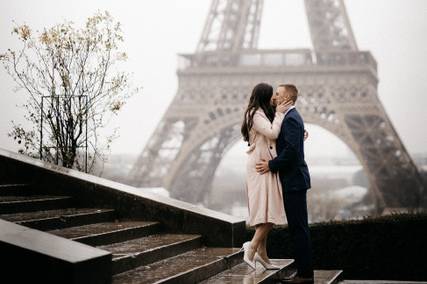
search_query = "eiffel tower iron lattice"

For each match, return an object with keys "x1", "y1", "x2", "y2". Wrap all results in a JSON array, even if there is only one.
[{"x1": 129, "y1": 0, "x2": 425, "y2": 210}]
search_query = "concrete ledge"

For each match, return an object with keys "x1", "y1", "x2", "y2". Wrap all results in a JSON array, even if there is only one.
[
  {"x1": 0, "y1": 148, "x2": 246, "y2": 247},
  {"x1": 0, "y1": 219, "x2": 112, "y2": 284}
]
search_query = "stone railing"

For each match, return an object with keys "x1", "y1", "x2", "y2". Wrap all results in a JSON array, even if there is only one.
[{"x1": 0, "y1": 147, "x2": 246, "y2": 247}]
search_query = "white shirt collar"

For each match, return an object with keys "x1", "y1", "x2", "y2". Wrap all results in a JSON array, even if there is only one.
[{"x1": 284, "y1": 105, "x2": 295, "y2": 116}]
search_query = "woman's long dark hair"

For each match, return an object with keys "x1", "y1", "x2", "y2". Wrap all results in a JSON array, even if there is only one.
[{"x1": 241, "y1": 83, "x2": 275, "y2": 143}]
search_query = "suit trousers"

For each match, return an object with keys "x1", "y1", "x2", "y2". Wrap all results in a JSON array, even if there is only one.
[{"x1": 283, "y1": 190, "x2": 314, "y2": 277}]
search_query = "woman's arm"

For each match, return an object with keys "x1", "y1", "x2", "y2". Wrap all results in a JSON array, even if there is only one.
[{"x1": 252, "y1": 111, "x2": 285, "y2": 140}]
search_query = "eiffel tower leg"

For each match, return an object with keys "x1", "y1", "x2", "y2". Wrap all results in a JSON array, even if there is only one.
[
  {"x1": 299, "y1": 83, "x2": 425, "y2": 211},
  {"x1": 165, "y1": 125, "x2": 240, "y2": 203},
  {"x1": 155, "y1": 79, "x2": 247, "y2": 203},
  {"x1": 344, "y1": 111, "x2": 425, "y2": 209},
  {"x1": 128, "y1": 108, "x2": 198, "y2": 187},
  {"x1": 129, "y1": 79, "x2": 244, "y2": 195}
]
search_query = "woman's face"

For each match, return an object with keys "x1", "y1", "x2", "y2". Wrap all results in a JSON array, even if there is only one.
[{"x1": 271, "y1": 93, "x2": 277, "y2": 106}]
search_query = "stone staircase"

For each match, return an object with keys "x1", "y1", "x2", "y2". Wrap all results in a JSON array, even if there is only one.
[
  {"x1": 0, "y1": 149, "x2": 344, "y2": 283},
  {"x1": 0, "y1": 183, "x2": 237, "y2": 283},
  {"x1": 0, "y1": 182, "x2": 344, "y2": 283}
]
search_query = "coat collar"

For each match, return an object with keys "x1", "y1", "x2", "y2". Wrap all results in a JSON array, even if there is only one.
[{"x1": 284, "y1": 105, "x2": 296, "y2": 117}]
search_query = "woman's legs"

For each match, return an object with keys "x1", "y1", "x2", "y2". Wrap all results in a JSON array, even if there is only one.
[
  {"x1": 257, "y1": 224, "x2": 273, "y2": 263},
  {"x1": 249, "y1": 223, "x2": 273, "y2": 260}
]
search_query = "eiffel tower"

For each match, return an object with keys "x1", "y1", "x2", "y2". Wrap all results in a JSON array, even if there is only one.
[{"x1": 129, "y1": 0, "x2": 425, "y2": 210}]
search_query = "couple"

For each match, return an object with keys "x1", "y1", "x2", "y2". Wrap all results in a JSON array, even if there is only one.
[{"x1": 240, "y1": 83, "x2": 313, "y2": 283}]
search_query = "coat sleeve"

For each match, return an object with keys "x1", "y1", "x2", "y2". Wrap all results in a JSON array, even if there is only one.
[
  {"x1": 268, "y1": 116, "x2": 300, "y2": 173},
  {"x1": 252, "y1": 111, "x2": 285, "y2": 140}
]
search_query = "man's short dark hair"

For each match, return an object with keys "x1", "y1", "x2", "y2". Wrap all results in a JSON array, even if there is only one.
[{"x1": 279, "y1": 84, "x2": 298, "y2": 103}]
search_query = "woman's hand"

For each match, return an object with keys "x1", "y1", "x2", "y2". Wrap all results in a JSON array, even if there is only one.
[
  {"x1": 304, "y1": 129, "x2": 309, "y2": 141},
  {"x1": 276, "y1": 99, "x2": 293, "y2": 113}
]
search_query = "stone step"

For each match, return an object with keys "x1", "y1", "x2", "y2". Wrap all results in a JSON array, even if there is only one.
[
  {"x1": 0, "y1": 219, "x2": 112, "y2": 284},
  {"x1": 0, "y1": 184, "x2": 32, "y2": 196},
  {"x1": 48, "y1": 220, "x2": 162, "y2": 246},
  {"x1": 0, "y1": 195, "x2": 73, "y2": 214},
  {"x1": 273, "y1": 269, "x2": 344, "y2": 284},
  {"x1": 202, "y1": 263, "x2": 343, "y2": 284},
  {"x1": 99, "y1": 233, "x2": 203, "y2": 274},
  {"x1": 314, "y1": 270, "x2": 344, "y2": 284},
  {"x1": 201, "y1": 258, "x2": 294, "y2": 284},
  {"x1": 112, "y1": 247, "x2": 243, "y2": 284},
  {"x1": 0, "y1": 207, "x2": 115, "y2": 230}
]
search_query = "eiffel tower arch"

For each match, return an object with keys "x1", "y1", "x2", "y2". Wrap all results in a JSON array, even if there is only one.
[{"x1": 129, "y1": 0, "x2": 425, "y2": 210}]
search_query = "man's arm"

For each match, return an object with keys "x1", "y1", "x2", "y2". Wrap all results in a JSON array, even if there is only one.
[{"x1": 268, "y1": 117, "x2": 300, "y2": 173}]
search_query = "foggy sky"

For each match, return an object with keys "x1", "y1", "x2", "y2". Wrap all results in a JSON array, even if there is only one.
[{"x1": 1, "y1": 0, "x2": 426, "y2": 160}]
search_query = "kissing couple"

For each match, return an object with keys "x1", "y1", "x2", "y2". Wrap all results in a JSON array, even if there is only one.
[{"x1": 240, "y1": 83, "x2": 314, "y2": 283}]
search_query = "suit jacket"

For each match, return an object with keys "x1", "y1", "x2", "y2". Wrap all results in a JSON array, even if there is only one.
[{"x1": 268, "y1": 108, "x2": 311, "y2": 192}]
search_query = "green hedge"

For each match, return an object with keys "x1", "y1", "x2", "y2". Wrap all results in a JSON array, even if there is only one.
[{"x1": 245, "y1": 213, "x2": 427, "y2": 281}]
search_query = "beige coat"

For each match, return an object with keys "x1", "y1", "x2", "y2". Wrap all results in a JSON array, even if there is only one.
[{"x1": 245, "y1": 109, "x2": 286, "y2": 227}]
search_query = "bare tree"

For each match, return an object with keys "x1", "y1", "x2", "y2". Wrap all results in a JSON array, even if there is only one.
[{"x1": 0, "y1": 11, "x2": 139, "y2": 173}]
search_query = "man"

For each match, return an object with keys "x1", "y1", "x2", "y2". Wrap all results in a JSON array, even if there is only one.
[{"x1": 256, "y1": 84, "x2": 313, "y2": 283}]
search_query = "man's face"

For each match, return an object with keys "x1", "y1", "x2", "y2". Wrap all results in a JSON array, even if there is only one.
[{"x1": 274, "y1": 86, "x2": 289, "y2": 105}]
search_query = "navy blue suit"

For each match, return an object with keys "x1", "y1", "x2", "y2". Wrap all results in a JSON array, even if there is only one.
[
  {"x1": 268, "y1": 108, "x2": 311, "y2": 192},
  {"x1": 268, "y1": 107, "x2": 313, "y2": 278}
]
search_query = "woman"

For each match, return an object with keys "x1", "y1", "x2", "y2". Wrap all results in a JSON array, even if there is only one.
[{"x1": 240, "y1": 82, "x2": 292, "y2": 270}]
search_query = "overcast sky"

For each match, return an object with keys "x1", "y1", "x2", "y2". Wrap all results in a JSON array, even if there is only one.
[{"x1": 1, "y1": 0, "x2": 426, "y2": 162}]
